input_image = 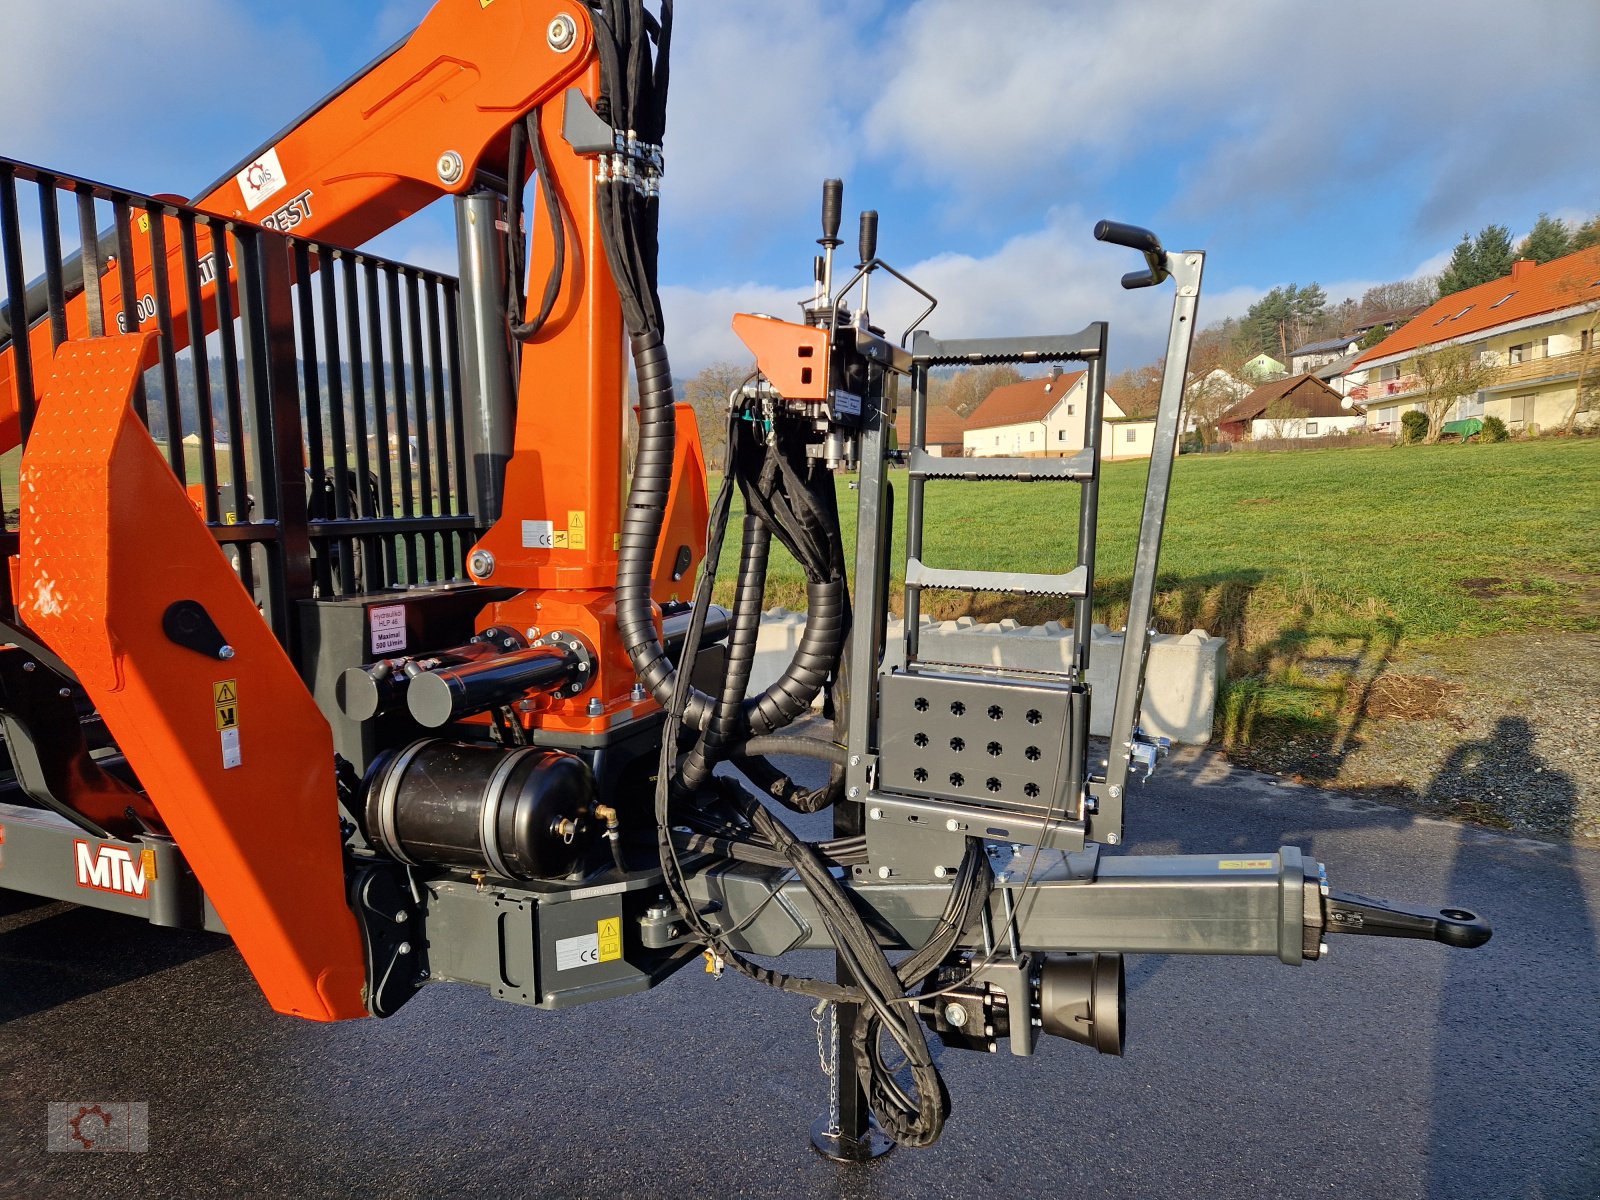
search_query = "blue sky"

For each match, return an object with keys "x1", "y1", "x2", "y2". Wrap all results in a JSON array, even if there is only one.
[{"x1": 4, "y1": 0, "x2": 1598, "y2": 373}]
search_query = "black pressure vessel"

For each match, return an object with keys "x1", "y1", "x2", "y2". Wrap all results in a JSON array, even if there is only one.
[{"x1": 365, "y1": 739, "x2": 597, "y2": 880}]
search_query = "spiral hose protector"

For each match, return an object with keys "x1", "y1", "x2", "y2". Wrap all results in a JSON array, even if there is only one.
[
  {"x1": 616, "y1": 331, "x2": 715, "y2": 729},
  {"x1": 679, "y1": 514, "x2": 769, "y2": 791},
  {"x1": 744, "y1": 578, "x2": 846, "y2": 735}
]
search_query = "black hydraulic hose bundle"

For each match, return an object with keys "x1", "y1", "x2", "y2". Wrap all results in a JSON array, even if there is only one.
[{"x1": 587, "y1": 0, "x2": 980, "y2": 1146}]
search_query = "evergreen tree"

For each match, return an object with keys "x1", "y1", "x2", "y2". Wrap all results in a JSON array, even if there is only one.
[
  {"x1": 1571, "y1": 213, "x2": 1600, "y2": 253},
  {"x1": 1437, "y1": 224, "x2": 1516, "y2": 296},
  {"x1": 1516, "y1": 214, "x2": 1572, "y2": 264}
]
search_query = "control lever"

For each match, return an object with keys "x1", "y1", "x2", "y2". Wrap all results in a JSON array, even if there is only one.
[
  {"x1": 1323, "y1": 889, "x2": 1492, "y2": 949},
  {"x1": 1094, "y1": 218, "x2": 1170, "y2": 290}
]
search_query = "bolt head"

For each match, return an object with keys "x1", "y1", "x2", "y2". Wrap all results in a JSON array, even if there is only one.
[
  {"x1": 933, "y1": 866, "x2": 950, "y2": 879},
  {"x1": 218, "y1": 645, "x2": 236, "y2": 660},
  {"x1": 943, "y1": 1003, "x2": 969, "y2": 1027},
  {"x1": 547, "y1": 13, "x2": 578, "y2": 51},
  {"x1": 21, "y1": 661, "x2": 36, "y2": 672},
  {"x1": 586, "y1": 698, "x2": 604, "y2": 717},
  {"x1": 436, "y1": 150, "x2": 465, "y2": 185},
  {"x1": 877, "y1": 866, "x2": 893, "y2": 879},
  {"x1": 1106, "y1": 832, "x2": 1121, "y2": 845},
  {"x1": 1107, "y1": 785, "x2": 1122, "y2": 799},
  {"x1": 848, "y1": 786, "x2": 861, "y2": 799},
  {"x1": 58, "y1": 688, "x2": 71, "y2": 698},
  {"x1": 869, "y1": 807, "x2": 883, "y2": 821},
  {"x1": 395, "y1": 911, "x2": 409, "y2": 923},
  {"x1": 850, "y1": 755, "x2": 861, "y2": 767},
  {"x1": 525, "y1": 627, "x2": 541, "y2": 640},
  {"x1": 946, "y1": 818, "x2": 962, "y2": 832},
  {"x1": 397, "y1": 942, "x2": 412, "y2": 956},
  {"x1": 469, "y1": 549, "x2": 495, "y2": 578}
]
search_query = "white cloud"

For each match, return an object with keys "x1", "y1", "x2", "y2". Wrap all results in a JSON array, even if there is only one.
[
  {"x1": 661, "y1": 281, "x2": 813, "y2": 373},
  {"x1": 661, "y1": 0, "x2": 881, "y2": 254},
  {"x1": 0, "y1": 1, "x2": 324, "y2": 192},
  {"x1": 864, "y1": 0, "x2": 1600, "y2": 235}
]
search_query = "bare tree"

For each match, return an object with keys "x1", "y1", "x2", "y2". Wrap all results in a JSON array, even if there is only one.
[
  {"x1": 1405, "y1": 343, "x2": 1501, "y2": 443},
  {"x1": 1262, "y1": 396, "x2": 1308, "y2": 439},
  {"x1": 682, "y1": 360, "x2": 754, "y2": 466},
  {"x1": 942, "y1": 364, "x2": 1024, "y2": 417},
  {"x1": 1107, "y1": 361, "x2": 1162, "y2": 418}
]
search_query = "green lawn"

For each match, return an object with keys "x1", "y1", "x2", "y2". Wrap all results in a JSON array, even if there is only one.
[{"x1": 714, "y1": 437, "x2": 1600, "y2": 743}]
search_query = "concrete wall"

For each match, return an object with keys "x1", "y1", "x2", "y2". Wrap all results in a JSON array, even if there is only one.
[{"x1": 751, "y1": 611, "x2": 1226, "y2": 744}]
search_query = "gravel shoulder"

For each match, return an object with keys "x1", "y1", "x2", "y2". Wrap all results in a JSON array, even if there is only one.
[{"x1": 1231, "y1": 631, "x2": 1600, "y2": 844}]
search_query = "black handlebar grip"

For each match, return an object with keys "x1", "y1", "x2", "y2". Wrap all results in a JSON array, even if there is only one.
[
  {"x1": 859, "y1": 209, "x2": 879, "y2": 266},
  {"x1": 1121, "y1": 269, "x2": 1160, "y2": 291},
  {"x1": 1095, "y1": 219, "x2": 1163, "y2": 257},
  {"x1": 822, "y1": 179, "x2": 843, "y2": 241}
]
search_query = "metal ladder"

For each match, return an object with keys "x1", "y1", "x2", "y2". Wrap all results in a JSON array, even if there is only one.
[{"x1": 844, "y1": 222, "x2": 1204, "y2": 867}]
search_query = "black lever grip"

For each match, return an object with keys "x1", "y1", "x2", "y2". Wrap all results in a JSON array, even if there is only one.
[
  {"x1": 859, "y1": 209, "x2": 879, "y2": 266},
  {"x1": 1323, "y1": 889, "x2": 1492, "y2": 949},
  {"x1": 1094, "y1": 219, "x2": 1163, "y2": 256},
  {"x1": 821, "y1": 178, "x2": 843, "y2": 242},
  {"x1": 1120, "y1": 269, "x2": 1160, "y2": 290}
]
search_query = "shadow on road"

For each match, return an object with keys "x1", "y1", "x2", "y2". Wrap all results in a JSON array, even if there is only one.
[
  {"x1": 0, "y1": 897, "x2": 224, "y2": 1026},
  {"x1": 1425, "y1": 716, "x2": 1599, "y2": 1200}
]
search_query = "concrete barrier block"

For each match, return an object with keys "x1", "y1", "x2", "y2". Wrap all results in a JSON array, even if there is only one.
[{"x1": 750, "y1": 610, "x2": 1226, "y2": 745}]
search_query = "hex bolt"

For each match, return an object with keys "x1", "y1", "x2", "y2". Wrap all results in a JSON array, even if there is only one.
[
  {"x1": 933, "y1": 865, "x2": 950, "y2": 879},
  {"x1": 869, "y1": 807, "x2": 883, "y2": 821},
  {"x1": 631, "y1": 683, "x2": 647, "y2": 702},
  {"x1": 436, "y1": 151, "x2": 465, "y2": 185},
  {"x1": 58, "y1": 688, "x2": 71, "y2": 698},
  {"x1": 1106, "y1": 832, "x2": 1121, "y2": 845},
  {"x1": 1107, "y1": 785, "x2": 1122, "y2": 799},
  {"x1": 586, "y1": 698, "x2": 604, "y2": 717},
  {"x1": 943, "y1": 1003, "x2": 969, "y2": 1028},
  {"x1": 21, "y1": 661, "x2": 36, "y2": 673},
  {"x1": 850, "y1": 755, "x2": 861, "y2": 767},
  {"x1": 848, "y1": 786, "x2": 861, "y2": 799},
  {"x1": 397, "y1": 942, "x2": 412, "y2": 956},
  {"x1": 525, "y1": 627, "x2": 541, "y2": 640},
  {"x1": 946, "y1": 819, "x2": 962, "y2": 832},
  {"x1": 547, "y1": 13, "x2": 578, "y2": 51},
  {"x1": 218, "y1": 645, "x2": 236, "y2": 660},
  {"x1": 469, "y1": 549, "x2": 495, "y2": 578},
  {"x1": 394, "y1": 911, "x2": 409, "y2": 924},
  {"x1": 877, "y1": 866, "x2": 894, "y2": 879}
]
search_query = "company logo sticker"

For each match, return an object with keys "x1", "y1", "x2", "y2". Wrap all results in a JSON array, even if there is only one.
[
  {"x1": 74, "y1": 840, "x2": 148, "y2": 898},
  {"x1": 235, "y1": 147, "x2": 287, "y2": 211}
]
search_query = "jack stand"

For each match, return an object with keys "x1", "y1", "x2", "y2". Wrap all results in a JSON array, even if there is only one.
[{"x1": 809, "y1": 980, "x2": 894, "y2": 1162}]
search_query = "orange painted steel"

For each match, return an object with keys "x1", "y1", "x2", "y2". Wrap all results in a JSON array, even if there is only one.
[
  {"x1": 733, "y1": 313, "x2": 832, "y2": 402},
  {"x1": 651, "y1": 403, "x2": 712, "y2": 607},
  {"x1": 0, "y1": 0, "x2": 595, "y2": 453},
  {"x1": 18, "y1": 333, "x2": 368, "y2": 1021}
]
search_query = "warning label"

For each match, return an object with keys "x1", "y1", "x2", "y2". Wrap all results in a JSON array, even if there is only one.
[
  {"x1": 568, "y1": 510, "x2": 588, "y2": 551},
  {"x1": 1218, "y1": 858, "x2": 1275, "y2": 871},
  {"x1": 215, "y1": 704, "x2": 238, "y2": 731},
  {"x1": 213, "y1": 680, "x2": 237, "y2": 706},
  {"x1": 597, "y1": 917, "x2": 622, "y2": 963}
]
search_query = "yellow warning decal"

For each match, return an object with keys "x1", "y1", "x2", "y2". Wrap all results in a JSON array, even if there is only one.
[
  {"x1": 552, "y1": 529, "x2": 570, "y2": 549},
  {"x1": 1218, "y1": 858, "x2": 1275, "y2": 870},
  {"x1": 213, "y1": 680, "x2": 238, "y2": 706},
  {"x1": 215, "y1": 704, "x2": 239, "y2": 731},
  {"x1": 597, "y1": 916, "x2": 622, "y2": 963},
  {"x1": 568, "y1": 510, "x2": 588, "y2": 550}
]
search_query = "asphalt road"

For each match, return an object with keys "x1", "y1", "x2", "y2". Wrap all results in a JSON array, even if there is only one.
[{"x1": 3, "y1": 747, "x2": 1596, "y2": 1199}]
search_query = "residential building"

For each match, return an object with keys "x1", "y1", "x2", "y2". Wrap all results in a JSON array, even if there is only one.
[
  {"x1": 1217, "y1": 374, "x2": 1364, "y2": 441},
  {"x1": 962, "y1": 369, "x2": 1152, "y2": 459},
  {"x1": 1348, "y1": 247, "x2": 1600, "y2": 436},
  {"x1": 893, "y1": 400, "x2": 967, "y2": 457},
  {"x1": 1289, "y1": 335, "x2": 1360, "y2": 375},
  {"x1": 1240, "y1": 352, "x2": 1287, "y2": 382}
]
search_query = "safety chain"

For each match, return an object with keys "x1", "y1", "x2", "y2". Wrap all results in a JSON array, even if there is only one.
[{"x1": 813, "y1": 1000, "x2": 841, "y2": 1138}]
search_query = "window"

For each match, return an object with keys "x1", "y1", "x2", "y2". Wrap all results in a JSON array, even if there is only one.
[
  {"x1": 1582, "y1": 329, "x2": 1593, "y2": 353},
  {"x1": 1125, "y1": 427, "x2": 1137, "y2": 443},
  {"x1": 1058, "y1": 429, "x2": 1068, "y2": 441},
  {"x1": 994, "y1": 436, "x2": 1001, "y2": 447},
  {"x1": 1066, "y1": 404, "x2": 1075, "y2": 415},
  {"x1": 1451, "y1": 305, "x2": 1473, "y2": 320},
  {"x1": 1029, "y1": 430, "x2": 1035, "y2": 443},
  {"x1": 1458, "y1": 396, "x2": 1484, "y2": 419},
  {"x1": 1508, "y1": 339, "x2": 1548, "y2": 364},
  {"x1": 1490, "y1": 291, "x2": 1516, "y2": 309},
  {"x1": 1504, "y1": 394, "x2": 1534, "y2": 424},
  {"x1": 1305, "y1": 420, "x2": 1319, "y2": 435}
]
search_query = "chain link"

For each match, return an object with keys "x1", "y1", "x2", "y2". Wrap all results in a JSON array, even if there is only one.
[{"x1": 813, "y1": 1000, "x2": 841, "y2": 1138}]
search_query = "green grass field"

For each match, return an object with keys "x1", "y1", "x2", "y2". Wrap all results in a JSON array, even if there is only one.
[{"x1": 714, "y1": 437, "x2": 1600, "y2": 743}]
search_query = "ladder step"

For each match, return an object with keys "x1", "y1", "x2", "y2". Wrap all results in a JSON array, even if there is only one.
[
  {"x1": 908, "y1": 449, "x2": 1093, "y2": 482},
  {"x1": 905, "y1": 558, "x2": 1087, "y2": 598}
]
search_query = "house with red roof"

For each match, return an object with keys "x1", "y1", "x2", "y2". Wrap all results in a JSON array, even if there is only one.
[
  {"x1": 1217, "y1": 374, "x2": 1361, "y2": 442},
  {"x1": 1348, "y1": 246, "x2": 1600, "y2": 436},
  {"x1": 961, "y1": 368, "x2": 1149, "y2": 459},
  {"x1": 892, "y1": 399, "x2": 968, "y2": 457}
]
